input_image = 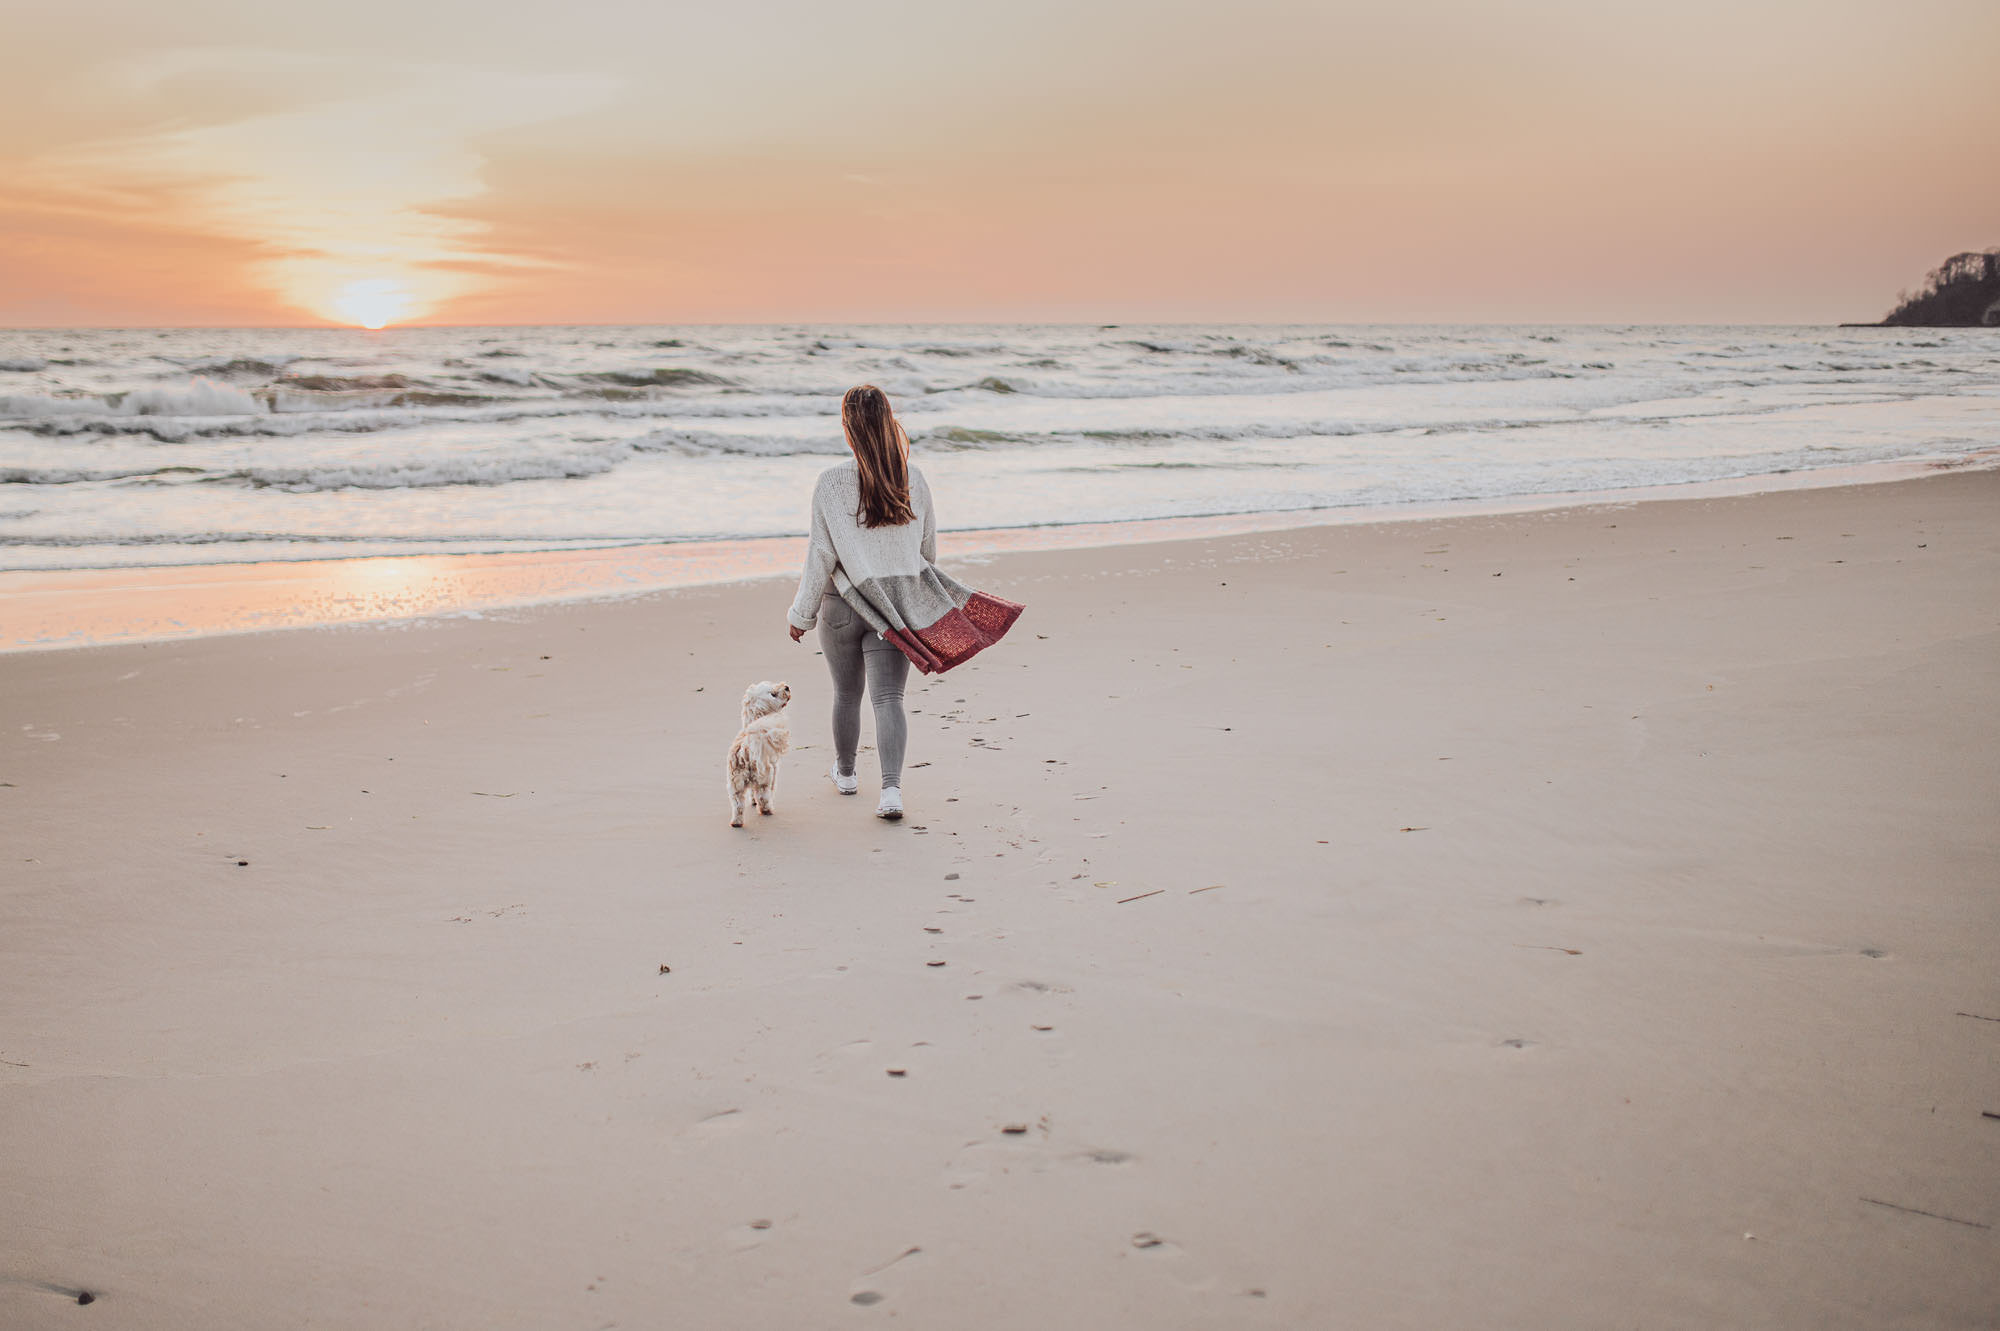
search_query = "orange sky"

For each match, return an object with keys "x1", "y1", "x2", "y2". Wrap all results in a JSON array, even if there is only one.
[{"x1": 2, "y1": 0, "x2": 1994, "y2": 327}]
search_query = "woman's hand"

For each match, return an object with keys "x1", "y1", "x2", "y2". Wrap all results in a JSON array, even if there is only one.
[{"x1": 789, "y1": 625, "x2": 805, "y2": 642}]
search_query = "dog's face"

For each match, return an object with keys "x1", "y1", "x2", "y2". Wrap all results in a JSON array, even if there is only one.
[{"x1": 741, "y1": 680, "x2": 792, "y2": 719}]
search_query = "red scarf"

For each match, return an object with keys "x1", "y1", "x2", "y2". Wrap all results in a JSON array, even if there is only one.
[{"x1": 880, "y1": 590, "x2": 1025, "y2": 674}]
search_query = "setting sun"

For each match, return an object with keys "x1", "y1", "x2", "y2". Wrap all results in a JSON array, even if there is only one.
[{"x1": 330, "y1": 278, "x2": 416, "y2": 329}]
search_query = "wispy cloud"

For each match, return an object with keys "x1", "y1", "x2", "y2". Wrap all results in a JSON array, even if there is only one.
[{"x1": 16, "y1": 50, "x2": 615, "y2": 322}]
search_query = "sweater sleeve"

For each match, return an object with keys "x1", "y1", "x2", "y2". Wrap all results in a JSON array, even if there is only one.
[
  {"x1": 917, "y1": 469, "x2": 937, "y2": 564},
  {"x1": 788, "y1": 478, "x2": 839, "y2": 631}
]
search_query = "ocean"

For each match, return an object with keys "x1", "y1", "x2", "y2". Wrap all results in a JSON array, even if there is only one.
[{"x1": 0, "y1": 324, "x2": 1993, "y2": 573}]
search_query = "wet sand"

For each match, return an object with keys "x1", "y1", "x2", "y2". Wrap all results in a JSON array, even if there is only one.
[
  {"x1": 2, "y1": 470, "x2": 1996, "y2": 1328},
  {"x1": 6, "y1": 458, "x2": 1975, "y2": 654}
]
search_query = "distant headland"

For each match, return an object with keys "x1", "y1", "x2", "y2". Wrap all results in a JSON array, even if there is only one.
[{"x1": 1847, "y1": 249, "x2": 2000, "y2": 327}]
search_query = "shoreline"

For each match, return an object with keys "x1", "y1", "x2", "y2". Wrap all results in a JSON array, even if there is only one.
[{"x1": 6, "y1": 450, "x2": 1992, "y2": 653}]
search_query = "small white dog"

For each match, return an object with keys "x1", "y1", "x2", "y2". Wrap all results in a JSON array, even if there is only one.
[{"x1": 727, "y1": 680, "x2": 792, "y2": 827}]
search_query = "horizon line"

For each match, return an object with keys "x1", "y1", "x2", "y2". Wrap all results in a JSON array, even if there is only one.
[{"x1": 0, "y1": 318, "x2": 1909, "y2": 333}]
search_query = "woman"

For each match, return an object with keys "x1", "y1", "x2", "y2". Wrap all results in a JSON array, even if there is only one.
[{"x1": 787, "y1": 385, "x2": 1022, "y2": 821}]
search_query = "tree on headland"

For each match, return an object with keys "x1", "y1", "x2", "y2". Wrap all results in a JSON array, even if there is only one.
[{"x1": 1878, "y1": 250, "x2": 2000, "y2": 326}]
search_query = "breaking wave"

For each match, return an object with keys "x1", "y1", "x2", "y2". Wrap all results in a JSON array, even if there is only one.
[{"x1": 1, "y1": 321, "x2": 1993, "y2": 570}]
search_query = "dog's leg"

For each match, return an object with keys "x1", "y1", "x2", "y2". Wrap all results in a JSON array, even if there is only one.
[
  {"x1": 759, "y1": 767, "x2": 775, "y2": 815},
  {"x1": 728, "y1": 771, "x2": 746, "y2": 827}
]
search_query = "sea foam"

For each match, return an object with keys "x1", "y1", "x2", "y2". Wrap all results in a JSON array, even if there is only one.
[{"x1": 0, "y1": 323, "x2": 1992, "y2": 570}]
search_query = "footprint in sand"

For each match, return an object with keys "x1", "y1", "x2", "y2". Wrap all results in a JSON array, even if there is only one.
[
  {"x1": 1128, "y1": 1232, "x2": 1229, "y2": 1293},
  {"x1": 941, "y1": 1140, "x2": 1009, "y2": 1191},
  {"x1": 694, "y1": 1107, "x2": 747, "y2": 1137},
  {"x1": 0, "y1": 1280, "x2": 95, "y2": 1306},
  {"x1": 848, "y1": 1246, "x2": 924, "y2": 1307},
  {"x1": 723, "y1": 1218, "x2": 775, "y2": 1252}
]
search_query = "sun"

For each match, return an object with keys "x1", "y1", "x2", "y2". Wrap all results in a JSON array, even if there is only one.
[{"x1": 330, "y1": 278, "x2": 416, "y2": 330}]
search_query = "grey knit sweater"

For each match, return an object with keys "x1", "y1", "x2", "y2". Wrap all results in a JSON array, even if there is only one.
[{"x1": 786, "y1": 461, "x2": 939, "y2": 632}]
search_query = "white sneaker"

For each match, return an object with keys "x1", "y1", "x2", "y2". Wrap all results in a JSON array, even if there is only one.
[
  {"x1": 876, "y1": 788, "x2": 904, "y2": 821},
  {"x1": 829, "y1": 766, "x2": 858, "y2": 796}
]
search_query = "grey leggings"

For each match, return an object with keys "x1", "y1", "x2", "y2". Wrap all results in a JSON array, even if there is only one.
[{"x1": 816, "y1": 595, "x2": 911, "y2": 788}]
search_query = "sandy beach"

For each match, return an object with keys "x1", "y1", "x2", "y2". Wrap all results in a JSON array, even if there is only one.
[{"x1": 2, "y1": 470, "x2": 1996, "y2": 1328}]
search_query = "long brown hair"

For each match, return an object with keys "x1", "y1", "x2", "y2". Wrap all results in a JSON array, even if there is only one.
[{"x1": 841, "y1": 384, "x2": 916, "y2": 528}]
